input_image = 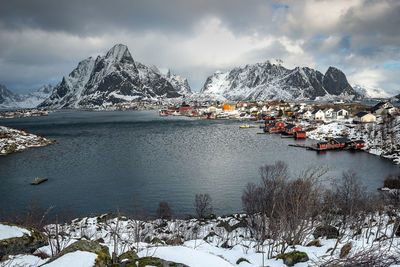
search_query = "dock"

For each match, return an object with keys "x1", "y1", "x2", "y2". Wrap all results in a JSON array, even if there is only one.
[{"x1": 288, "y1": 144, "x2": 352, "y2": 151}]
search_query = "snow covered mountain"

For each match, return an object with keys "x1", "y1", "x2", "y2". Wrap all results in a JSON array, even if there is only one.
[
  {"x1": 150, "y1": 66, "x2": 192, "y2": 96},
  {"x1": 39, "y1": 44, "x2": 186, "y2": 109},
  {"x1": 200, "y1": 62, "x2": 360, "y2": 101},
  {"x1": 0, "y1": 84, "x2": 53, "y2": 109},
  {"x1": 352, "y1": 84, "x2": 391, "y2": 99}
]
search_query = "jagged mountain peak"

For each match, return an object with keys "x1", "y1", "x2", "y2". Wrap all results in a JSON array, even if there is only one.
[{"x1": 105, "y1": 44, "x2": 132, "y2": 62}]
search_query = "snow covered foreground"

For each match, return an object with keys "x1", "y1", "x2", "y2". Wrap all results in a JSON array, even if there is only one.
[{"x1": 2, "y1": 213, "x2": 398, "y2": 267}]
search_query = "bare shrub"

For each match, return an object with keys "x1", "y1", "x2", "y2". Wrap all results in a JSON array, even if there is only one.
[
  {"x1": 157, "y1": 201, "x2": 172, "y2": 220},
  {"x1": 194, "y1": 194, "x2": 213, "y2": 219}
]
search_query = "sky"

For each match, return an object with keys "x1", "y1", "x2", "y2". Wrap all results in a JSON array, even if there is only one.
[{"x1": 0, "y1": 0, "x2": 399, "y2": 95}]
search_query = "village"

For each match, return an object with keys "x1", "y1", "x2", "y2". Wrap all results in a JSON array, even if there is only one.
[{"x1": 158, "y1": 100, "x2": 400, "y2": 162}]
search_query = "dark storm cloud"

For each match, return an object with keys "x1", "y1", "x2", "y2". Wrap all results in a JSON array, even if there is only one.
[
  {"x1": 0, "y1": 0, "x2": 399, "y2": 94},
  {"x1": 0, "y1": 0, "x2": 275, "y2": 36}
]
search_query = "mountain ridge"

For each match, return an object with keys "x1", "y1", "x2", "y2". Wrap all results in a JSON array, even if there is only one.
[
  {"x1": 200, "y1": 62, "x2": 360, "y2": 101},
  {"x1": 39, "y1": 44, "x2": 190, "y2": 109}
]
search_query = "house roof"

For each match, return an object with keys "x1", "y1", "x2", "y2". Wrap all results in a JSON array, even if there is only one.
[
  {"x1": 311, "y1": 109, "x2": 322, "y2": 114},
  {"x1": 331, "y1": 137, "x2": 351, "y2": 143},
  {"x1": 284, "y1": 123, "x2": 296, "y2": 129},
  {"x1": 355, "y1": 111, "x2": 370, "y2": 118}
]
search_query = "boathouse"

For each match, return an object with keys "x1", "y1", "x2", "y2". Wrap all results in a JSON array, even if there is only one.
[
  {"x1": 328, "y1": 138, "x2": 351, "y2": 148},
  {"x1": 317, "y1": 141, "x2": 328, "y2": 149},
  {"x1": 348, "y1": 140, "x2": 365, "y2": 149},
  {"x1": 284, "y1": 124, "x2": 303, "y2": 134},
  {"x1": 294, "y1": 131, "x2": 306, "y2": 139}
]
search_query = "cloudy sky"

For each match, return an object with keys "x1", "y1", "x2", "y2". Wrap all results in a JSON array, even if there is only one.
[{"x1": 0, "y1": 0, "x2": 399, "y2": 95}]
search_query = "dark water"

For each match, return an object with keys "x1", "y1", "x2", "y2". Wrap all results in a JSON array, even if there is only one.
[{"x1": 0, "y1": 110, "x2": 399, "y2": 218}]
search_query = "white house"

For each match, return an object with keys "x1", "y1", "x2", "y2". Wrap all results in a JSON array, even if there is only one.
[
  {"x1": 353, "y1": 112, "x2": 376, "y2": 123},
  {"x1": 301, "y1": 110, "x2": 313, "y2": 120},
  {"x1": 311, "y1": 109, "x2": 325, "y2": 121},
  {"x1": 372, "y1": 101, "x2": 394, "y2": 115},
  {"x1": 333, "y1": 108, "x2": 349, "y2": 120},
  {"x1": 324, "y1": 108, "x2": 334, "y2": 119}
]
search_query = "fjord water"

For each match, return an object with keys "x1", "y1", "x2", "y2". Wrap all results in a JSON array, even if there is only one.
[{"x1": 0, "y1": 110, "x2": 399, "y2": 217}]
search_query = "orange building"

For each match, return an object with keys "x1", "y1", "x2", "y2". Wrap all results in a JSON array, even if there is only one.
[{"x1": 222, "y1": 103, "x2": 236, "y2": 111}]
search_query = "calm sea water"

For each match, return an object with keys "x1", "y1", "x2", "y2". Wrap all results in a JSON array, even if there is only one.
[{"x1": 0, "y1": 110, "x2": 399, "y2": 218}]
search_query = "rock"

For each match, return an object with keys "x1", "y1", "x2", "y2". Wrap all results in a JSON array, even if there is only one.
[
  {"x1": 276, "y1": 251, "x2": 309, "y2": 266},
  {"x1": 120, "y1": 256, "x2": 189, "y2": 267},
  {"x1": 221, "y1": 240, "x2": 232, "y2": 249},
  {"x1": 44, "y1": 240, "x2": 111, "y2": 267},
  {"x1": 0, "y1": 223, "x2": 48, "y2": 259},
  {"x1": 118, "y1": 249, "x2": 138, "y2": 262},
  {"x1": 340, "y1": 242, "x2": 352, "y2": 258},
  {"x1": 313, "y1": 225, "x2": 339, "y2": 239},
  {"x1": 306, "y1": 239, "x2": 322, "y2": 247},
  {"x1": 165, "y1": 235, "x2": 183, "y2": 245},
  {"x1": 236, "y1": 257, "x2": 251, "y2": 264},
  {"x1": 151, "y1": 237, "x2": 164, "y2": 245}
]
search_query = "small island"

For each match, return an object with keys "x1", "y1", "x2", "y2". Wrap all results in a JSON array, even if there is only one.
[{"x1": 0, "y1": 126, "x2": 54, "y2": 156}]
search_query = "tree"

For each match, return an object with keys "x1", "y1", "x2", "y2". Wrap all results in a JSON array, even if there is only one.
[
  {"x1": 194, "y1": 194, "x2": 213, "y2": 219},
  {"x1": 157, "y1": 201, "x2": 172, "y2": 220}
]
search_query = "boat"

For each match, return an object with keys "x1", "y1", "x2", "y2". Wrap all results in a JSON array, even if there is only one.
[
  {"x1": 30, "y1": 178, "x2": 48, "y2": 185},
  {"x1": 239, "y1": 124, "x2": 255, "y2": 129}
]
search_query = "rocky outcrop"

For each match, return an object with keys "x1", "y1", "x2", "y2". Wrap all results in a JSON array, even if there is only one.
[{"x1": 0, "y1": 223, "x2": 47, "y2": 259}]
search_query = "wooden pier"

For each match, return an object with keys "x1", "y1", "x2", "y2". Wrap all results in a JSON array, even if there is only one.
[{"x1": 288, "y1": 144, "x2": 352, "y2": 151}]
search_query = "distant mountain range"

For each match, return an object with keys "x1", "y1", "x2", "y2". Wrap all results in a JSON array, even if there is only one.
[
  {"x1": 352, "y1": 84, "x2": 391, "y2": 99},
  {"x1": 0, "y1": 84, "x2": 53, "y2": 109},
  {"x1": 200, "y1": 62, "x2": 360, "y2": 101},
  {"x1": 0, "y1": 44, "x2": 395, "y2": 109}
]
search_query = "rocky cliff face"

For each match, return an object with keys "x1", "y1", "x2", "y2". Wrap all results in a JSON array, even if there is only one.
[
  {"x1": 40, "y1": 44, "x2": 186, "y2": 109},
  {"x1": 200, "y1": 62, "x2": 360, "y2": 101}
]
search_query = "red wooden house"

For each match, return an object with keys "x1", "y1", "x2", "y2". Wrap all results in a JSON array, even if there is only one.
[
  {"x1": 348, "y1": 140, "x2": 365, "y2": 149},
  {"x1": 317, "y1": 142, "x2": 328, "y2": 149},
  {"x1": 294, "y1": 131, "x2": 306, "y2": 139},
  {"x1": 284, "y1": 124, "x2": 302, "y2": 135}
]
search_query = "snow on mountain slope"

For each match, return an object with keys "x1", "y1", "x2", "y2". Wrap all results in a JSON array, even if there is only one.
[
  {"x1": 200, "y1": 62, "x2": 360, "y2": 101},
  {"x1": 150, "y1": 66, "x2": 192, "y2": 96},
  {"x1": 40, "y1": 44, "x2": 183, "y2": 109},
  {"x1": 353, "y1": 84, "x2": 391, "y2": 98},
  {"x1": 0, "y1": 84, "x2": 53, "y2": 109}
]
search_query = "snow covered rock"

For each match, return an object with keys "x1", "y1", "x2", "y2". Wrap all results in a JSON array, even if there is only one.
[
  {"x1": 0, "y1": 223, "x2": 48, "y2": 259},
  {"x1": 42, "y1": 251, "x2": 99, "y2": 267},
  {"x1": 39, "y1": 44, "x2": 184, "y2": 109},
  {"x1": 43, "y1": 240, "x2": 111, "y2": 267},
  {"x1": 200, "y1": 61, "x2": 360, "y2": 101}
]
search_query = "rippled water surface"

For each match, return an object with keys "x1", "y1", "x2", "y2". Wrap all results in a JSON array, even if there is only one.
[{"x1": 0, "y1": 110, "x2": 398, "y2": 217}]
